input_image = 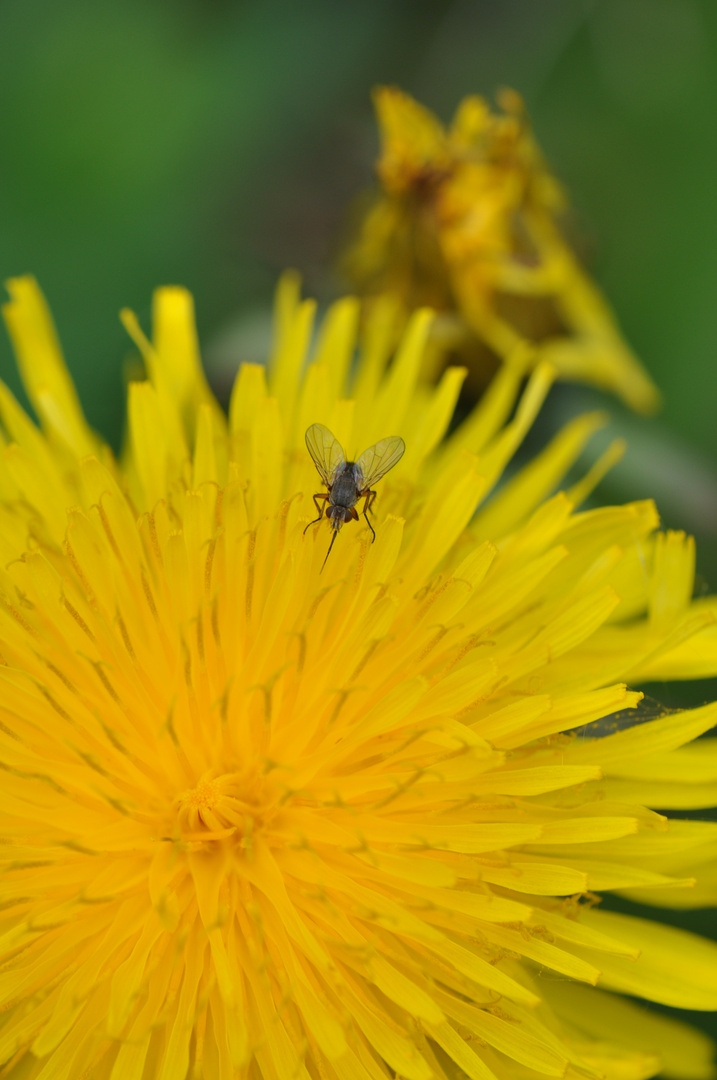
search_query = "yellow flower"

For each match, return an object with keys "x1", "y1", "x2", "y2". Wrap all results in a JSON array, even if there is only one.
[
  {"x1": 344, "y1": 86, "x2": 661, "y2": 414},
  {"x1": 1, "y1": 272, "x2": 716, "y2": 1080}
]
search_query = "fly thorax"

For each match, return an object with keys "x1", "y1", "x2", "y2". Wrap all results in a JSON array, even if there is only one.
[{"x1": 331, "y1": 465, "x2": 359, "y2": 508}]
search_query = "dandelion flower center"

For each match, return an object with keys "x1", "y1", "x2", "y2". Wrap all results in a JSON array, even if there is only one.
[{"x1": 175, "y1": 771, "x2": 277, "y2": 841}]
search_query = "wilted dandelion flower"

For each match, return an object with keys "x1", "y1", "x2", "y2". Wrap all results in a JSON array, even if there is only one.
[
  {"x1": 344, "y1": 86, "x2": 660, "y2": 414},
  {"x1": 1, "y1": 273, "x2": 717, "y2": 1080}
]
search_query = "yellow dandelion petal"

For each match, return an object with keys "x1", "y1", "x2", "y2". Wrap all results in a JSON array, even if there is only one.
[
  {"x1": 546, "y1": 982, "x2": 715, "y2": 1080},
  {"x1": 0, "y1": 274, "x2": 716, "y2": 1080},
  {"x1": 2, "y1": 276, "x2": 100, "y2": 458}
]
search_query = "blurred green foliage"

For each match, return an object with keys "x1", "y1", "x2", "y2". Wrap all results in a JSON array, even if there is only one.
[
  {"x1": 3, "y1": 0, "x2": 716, "y2": 612},
  {"x1": 2, "y1": 0, "x2": 715, "y2": 480},
  {"x1": 1, "y1": 0, "x2": 716, "y2": 581},
  {"x1": 1, "y1": 0, "x2": 717, "y2": 1045}
]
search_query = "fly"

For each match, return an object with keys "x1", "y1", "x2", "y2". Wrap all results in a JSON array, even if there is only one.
[{"x1": 303, "y1": 423, "x2": 406, "y2": 571}]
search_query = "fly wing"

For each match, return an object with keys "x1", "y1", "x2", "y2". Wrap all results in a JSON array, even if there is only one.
[
  {"x1": 305, "y1": 424, "x2": 345, "y2": 486},
  {"x1": 354, "y1": 435, "x2": 405, "y2": 490}
]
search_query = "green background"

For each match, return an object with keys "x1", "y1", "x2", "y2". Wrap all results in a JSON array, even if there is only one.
[
  {"x1": 1, "y1": 0, "x2": 716, "y2": 541},
  {"x1": 1, "y1": 0, "x2": 716, "y2": 1051}
]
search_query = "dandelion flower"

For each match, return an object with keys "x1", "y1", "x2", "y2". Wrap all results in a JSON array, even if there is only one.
[
  {"x1": 1, "y1": 273, "x2": 716, "y2": 1080},
  {"x1": 344, "y1": 86, "x2": 661, "y2": 414}
]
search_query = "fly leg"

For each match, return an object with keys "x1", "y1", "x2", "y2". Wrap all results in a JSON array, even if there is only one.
[
  {"x1": 303, "y1": 492, "x2": 329, "y2": 535},
  {"x1": 362, "y1": 490, "x2": 377, "y2": 542}
]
